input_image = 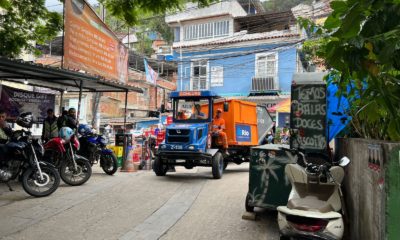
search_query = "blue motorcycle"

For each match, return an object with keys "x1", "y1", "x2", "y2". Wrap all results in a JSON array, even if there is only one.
[{"x1": 77, "y1": 133, "x2": 118, "y2": 175}]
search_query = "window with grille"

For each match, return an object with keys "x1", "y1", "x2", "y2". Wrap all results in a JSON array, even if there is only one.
[
  {"x1": 183, "y1": 20, "x2": 229, "y2": 41},
  {"x1": 252, "y1": 53, "x2": 278, "y2": 91},
  {"x1": 256, "y1": 53, "x2": 277, "y2": 78},
  {"x1": 191, "y1": 60, "x2": 208, "y2": 90}
]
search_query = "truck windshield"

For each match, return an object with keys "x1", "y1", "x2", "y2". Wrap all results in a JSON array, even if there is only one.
[{"x1": 174, "y1": 98, "x2": 210, "y2": 121}]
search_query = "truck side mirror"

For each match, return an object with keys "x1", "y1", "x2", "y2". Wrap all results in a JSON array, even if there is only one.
[{"x1": 223, "y1": 102, "x2": 229, "y2": 112}]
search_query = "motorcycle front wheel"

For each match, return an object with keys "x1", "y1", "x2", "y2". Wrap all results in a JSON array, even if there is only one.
[
  {"x1": 60, "y1": 158, "x2": 92, "y2": 186},
  {"x1": 22, "y1": 165, "x2": 60, "y2": 197},
  {"x1": 100, "y1": 153, "x2": 118, "y2": 175}
]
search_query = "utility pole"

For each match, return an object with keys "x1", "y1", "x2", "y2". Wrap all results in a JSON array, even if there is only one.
[{"x1": 91, "y1": 3, "x2": 106, "y2": 129}]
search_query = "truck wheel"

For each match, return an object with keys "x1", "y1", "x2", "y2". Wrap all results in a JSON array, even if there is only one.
[
  {"x1": 153, "y1": 157, "x2": 167, "y2": 176},
  {"x1": 212, "y1": 152, "x2": 224, "y2": 179},
  {"x1": 245, "y1": 194, "x2": 254, "y2": 212}
]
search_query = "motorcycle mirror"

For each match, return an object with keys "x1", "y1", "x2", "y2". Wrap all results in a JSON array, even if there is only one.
[{"x1": 339, "y1": 156, "x2": 351, "y2": 167}]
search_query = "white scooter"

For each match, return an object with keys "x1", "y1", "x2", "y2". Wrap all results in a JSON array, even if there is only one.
[{"x1": 277, "y1": 148, "x2": 350, "y2": 240}]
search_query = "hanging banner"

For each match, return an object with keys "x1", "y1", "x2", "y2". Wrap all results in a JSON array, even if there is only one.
[
  {"x1": 144, "y1": 59, "x2": 158, "y2": 84},
  {"x1": 0, "y1": 85, "x2": 55, "y2": 123},
  {"x1": 64, "y1": 0, "x2": 128, "y2": 83}
]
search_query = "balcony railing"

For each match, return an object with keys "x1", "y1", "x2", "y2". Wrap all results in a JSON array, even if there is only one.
[{"x1": 251, "y1": 77, "x2": 278, "y2": 93}]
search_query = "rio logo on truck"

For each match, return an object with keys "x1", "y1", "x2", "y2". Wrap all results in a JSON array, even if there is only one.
[{"x1": 236, "y1": 124, "x2": 251, "y2": 142}]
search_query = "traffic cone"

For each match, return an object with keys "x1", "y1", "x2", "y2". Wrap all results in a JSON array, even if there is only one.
[{"x1": 121, "y1": 148, "x2": 136, "y2": 172}]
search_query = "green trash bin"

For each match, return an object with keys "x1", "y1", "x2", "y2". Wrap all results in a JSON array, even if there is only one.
[{"x1": 245, "y1": 144, "x2": 296, "y2": 211}]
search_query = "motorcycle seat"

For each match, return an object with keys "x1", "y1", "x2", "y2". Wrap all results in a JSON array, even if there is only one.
[
  {"x1": 288, "y1": 196, "x2": 334, "y2": 213},
  {"x1": 6, "y1": 142, "x2": 26, "y2": 150}
]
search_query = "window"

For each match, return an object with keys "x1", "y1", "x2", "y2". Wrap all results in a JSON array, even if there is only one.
[
  {"x1": 191, "y1": 60, "x2": 208, "y2": 90},
  {"x1": 183, "y1": 20, "x2": 229, "y2": 41},
  {"x1": 252, "y1": 53, "x2": 279, "y2": 91},
  {"x1": 174, "y1": 27, "x2": 180, "y2": 42},
  {"x1": 256, "y1": 53, "x2": 277, "y2": 78},
  {"x1": 174, "y1": 98, "x2": 210, "y2": 121}
]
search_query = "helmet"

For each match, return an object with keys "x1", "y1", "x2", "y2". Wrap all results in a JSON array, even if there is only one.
[
  {"x1": 59, "y1": 127, "x2": 74, "y2": 142},
  {"x1": 16, "y1": 112, "x2": 33, "y2": 128},
  {"x1": 78, "y1": 124, "x2": 92, "y2": 136}
]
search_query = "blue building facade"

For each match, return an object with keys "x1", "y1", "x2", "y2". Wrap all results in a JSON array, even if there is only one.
[{"x1": 174, "y1": 42, "x2": 298, "y2": 97}]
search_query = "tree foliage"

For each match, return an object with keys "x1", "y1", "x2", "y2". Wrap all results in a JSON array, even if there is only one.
[
  {"x1": 262, "y1": 0, "x2": 313, "y2": 12},
  {"x1": 99, "y1": 0, "x2": 215, "y2": 26},
  {"x1": 300, "y1": 0, "x2": 400, "y2": 141},
  {"x1": 142, "y1": 16, "x2": 174, "y2": 44},
  {"x1": 0, "y1": 0, "x2": 62, "y2": 57}
]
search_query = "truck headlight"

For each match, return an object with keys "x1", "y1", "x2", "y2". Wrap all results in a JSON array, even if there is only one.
[
  {"x1": 161, "y1": 145, "x2": 167, "y2": 149},
  {"x1": 188, "y1": 145, "x2": 195, "y2": 150}
]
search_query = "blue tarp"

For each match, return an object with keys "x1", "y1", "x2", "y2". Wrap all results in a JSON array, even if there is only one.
[{"x1": 326, "y1": 83, "x2": 352, "y2": 142}]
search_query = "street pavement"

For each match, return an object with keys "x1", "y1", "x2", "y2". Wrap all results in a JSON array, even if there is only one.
[{"x1": 0, "y1": 163, "x2": 279, "y2": 240}]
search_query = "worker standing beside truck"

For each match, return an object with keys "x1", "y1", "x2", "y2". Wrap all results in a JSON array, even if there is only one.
[{"x1": 212, "y1": 108, "x2": 229, "y2": 155}]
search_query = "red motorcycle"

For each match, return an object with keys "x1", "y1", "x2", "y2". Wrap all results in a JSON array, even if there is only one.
[{"x1": 44, "y1": 135, "x2": 92, "y2": 186}]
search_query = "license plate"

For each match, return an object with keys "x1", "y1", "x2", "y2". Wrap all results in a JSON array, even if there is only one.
[{"x1": 170, "y1": 145, "x2": 183, "y2": 150}]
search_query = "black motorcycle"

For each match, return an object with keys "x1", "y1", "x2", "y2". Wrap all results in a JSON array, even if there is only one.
[
  {"x1": 77, "y1": 133, "x2": 118, "y2": 175},
  {"x1": 0, "y1": 114, "x2": 60, "y2": 197}
]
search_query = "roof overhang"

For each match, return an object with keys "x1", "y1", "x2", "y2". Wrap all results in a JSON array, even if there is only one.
[
  {"x1": 170, "y1": 90, "x2": 220, "y2": 98},
  {"x1": 0, "y1": 57, "x2": 143, "y2": 93}
]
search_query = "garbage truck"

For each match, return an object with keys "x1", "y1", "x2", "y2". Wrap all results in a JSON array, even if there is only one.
[{"x1": 154, "y1": 90, "x2": 273, "y2": 179}]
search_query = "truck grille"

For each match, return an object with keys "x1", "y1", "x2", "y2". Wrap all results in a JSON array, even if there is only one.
[
  {"x1": 167, "y1": 129, "x2": 190, "y2": 143},
  {"x1": 168, "y1": 129, "x2": 190, "y2": 135},
  {"x1": 167, "y1": 136, "x2": 190, "y2": 143}
]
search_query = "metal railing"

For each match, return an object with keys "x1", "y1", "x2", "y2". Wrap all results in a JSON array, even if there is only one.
[{"x1": 251, "y1": 77, "x2": 278, "y2": 92}]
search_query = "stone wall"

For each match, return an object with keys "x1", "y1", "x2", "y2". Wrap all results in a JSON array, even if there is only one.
[{"x1": 335, "y1": 138, "x2": 400, "y2": 240}]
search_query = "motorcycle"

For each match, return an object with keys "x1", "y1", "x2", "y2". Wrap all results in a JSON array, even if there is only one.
[
  {"x1": 77, "y1": 133, "x2": 118, "y2": 175},
  {"x1": 0, "y1": 116, "x2": 60, "y2": 197},
  {"x1": 43, "y1": 134, "x2": 92, "y2": 186},
  {"x1": 277, "y1": 147, "x2": 350, "y2": 240}
]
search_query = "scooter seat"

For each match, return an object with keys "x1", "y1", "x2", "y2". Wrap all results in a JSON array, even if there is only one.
[{"x1": 288, "y1": 196, "x2": 334, "y2": 213}]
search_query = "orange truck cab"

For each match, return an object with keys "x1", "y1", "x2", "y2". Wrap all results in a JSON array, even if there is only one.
[{"x1": 154, "y1": 90, "x2": 274, "y2": 179}]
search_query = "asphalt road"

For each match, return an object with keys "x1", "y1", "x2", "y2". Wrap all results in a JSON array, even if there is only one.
[{"x1": 0, "y1": 163, "x2": 279, "y2": 240}]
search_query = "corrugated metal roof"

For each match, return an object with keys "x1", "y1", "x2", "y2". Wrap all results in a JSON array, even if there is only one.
[
  {"x1": 235, "y1": 11, "x2": 296, "y2": 34},
  {"x1": 173, "y1": 28, "x2": 301, "y2": 49},
  {"x1": 0, "y1": 57, "x2": 143, "y2": 93}
]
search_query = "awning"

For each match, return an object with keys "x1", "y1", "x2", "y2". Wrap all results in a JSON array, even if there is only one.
[
  {"x1": 0, "y1": 57, "x2": 143, "y2": 93},
  {"x1": 268, "y1": 98, "x2": 291, "y2": 113}
]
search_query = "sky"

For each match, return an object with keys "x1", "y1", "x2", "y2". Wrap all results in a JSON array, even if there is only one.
[{"x1": 45, "y1": 0, "x2": 99, "y2": 12}]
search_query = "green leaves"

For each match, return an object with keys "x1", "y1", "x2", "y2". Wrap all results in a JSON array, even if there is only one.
[
  {"x1": 100, "y1": 0, "x2": 215, "y2": 26},
  {"x1": 0, "y1": 0, "x2": 11, "y2": 9},
  {"x1": 0, "y1": 0, "x2": 62, "y2": 57},
  {"x1": 300, "y1": 0, "x2": 400, "y2": 141}
]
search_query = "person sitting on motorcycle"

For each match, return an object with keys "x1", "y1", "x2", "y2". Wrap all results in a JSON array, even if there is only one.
[
  {"x1": 0, "y1": 109, "x2": 12, "y2": 161},
  {"x1": 63, "y1": 108, "x2": 79, "y2": 132},
  {"x1": 57, "y1": 109, "x2": 68, "y2": 130},
  {"x1": 212, "y1": 108, "x2": 229, "y2": 155},
  {"x1": 42, "y1": 108, "x2": 58, "y2": 142}
]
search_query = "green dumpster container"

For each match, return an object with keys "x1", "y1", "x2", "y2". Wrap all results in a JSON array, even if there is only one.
[{"x1": 245, "y1": 144, "x2": 295, "y2": 212}]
